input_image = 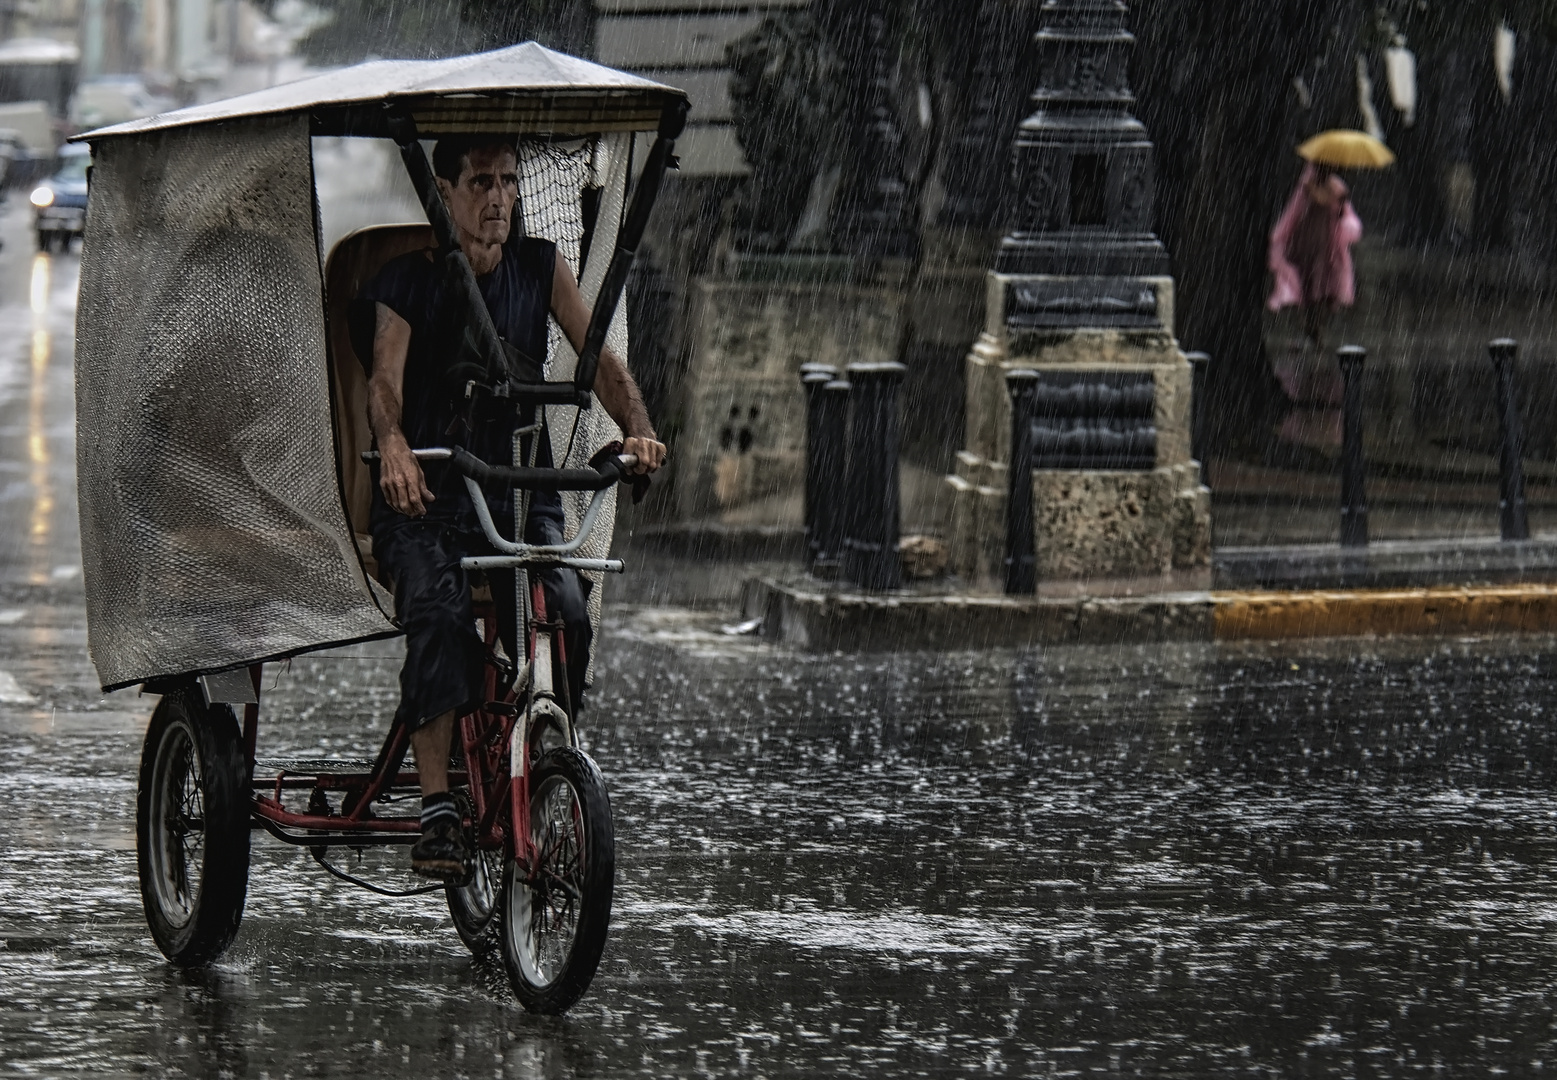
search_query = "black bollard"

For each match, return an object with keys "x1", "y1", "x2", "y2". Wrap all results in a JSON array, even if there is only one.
[
  {"x1": 842, "y1": 362, "x2": 906, "y2": 590},
  {"x1": 1004, "y1": 370, "x2": 1040, "y2": 595},
  {"x1": 1337, "y1": 345, "x2": 1369, "y2": 548},
  {"x1": 812, "y1": 377, "x2": 851, "y2": 574},
  {"x1": 800, "y1": 364, "x2": 840, "y2": 568},
  {"x1": 1185, "y1": 351, "x2": 1210, "y2": 488},
  {"x1": 1489, "y1": 338, "x2": 1530, "y2": 542}
]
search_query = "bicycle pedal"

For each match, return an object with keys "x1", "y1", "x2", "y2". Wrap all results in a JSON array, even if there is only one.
[{"x1": 411, "y1": 856, "x2": 474, "y2": 885}]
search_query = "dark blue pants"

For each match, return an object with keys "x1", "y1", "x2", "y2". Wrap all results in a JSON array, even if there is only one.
[{"x1": 373, "y1": 515, "x2": 591, "y2": 732}]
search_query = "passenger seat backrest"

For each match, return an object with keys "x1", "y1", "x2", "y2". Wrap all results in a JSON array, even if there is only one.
[{"x1": 324, "y1": 224, "x2": 436, "y2": 584}]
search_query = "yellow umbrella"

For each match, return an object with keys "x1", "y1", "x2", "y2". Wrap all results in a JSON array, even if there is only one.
[{"x1": 1297, "y1": 129, "x2": 1396, "y2": 169}]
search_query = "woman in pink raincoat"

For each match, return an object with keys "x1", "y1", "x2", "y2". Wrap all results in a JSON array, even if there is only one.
[{"x1": 1268, "y1": 163, "x2": 1364, "y2": 349}]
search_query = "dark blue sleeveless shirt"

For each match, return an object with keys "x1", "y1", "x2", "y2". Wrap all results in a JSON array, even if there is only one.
[{"x1": 361, "y1": 237, "x2": 563, "y2": 536}]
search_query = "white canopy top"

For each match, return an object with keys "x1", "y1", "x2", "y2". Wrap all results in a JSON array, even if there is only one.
[{"x1": 77, "y1": 42, "x2": 685, "y2": 141}]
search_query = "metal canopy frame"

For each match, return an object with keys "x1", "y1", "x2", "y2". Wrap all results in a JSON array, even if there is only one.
[
  {"x1": 381, "y1": 97, "x2": 688, "y2": 406},
  {"x1": 314, "y1": 91, "x2": 681, "y2": 141},
  {"x1": 74, "y1": 45, "x2": 690, "y2": 403}
]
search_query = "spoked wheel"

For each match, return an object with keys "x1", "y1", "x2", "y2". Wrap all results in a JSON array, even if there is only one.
[
  {"x1": 447, "y1": 794, "x2": 504, "y2": 954},
  {"x1": 500, "y1": 747, "x2": 614, "y2": 1014},
  {"x1": 135, "y1": 686, "x2": 252, "y2": 966}
]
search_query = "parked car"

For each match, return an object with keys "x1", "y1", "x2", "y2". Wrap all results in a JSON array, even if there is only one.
[
  {"x1": 0, "y1": 101, "x2": 61, "y2": 188},
  {"x1": 31, "y1": 143, "x2": 89, "y2": 251}
]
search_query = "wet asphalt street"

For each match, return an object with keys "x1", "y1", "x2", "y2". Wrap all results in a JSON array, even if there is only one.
[{"x1": 2, "y1": 199, "x2": 1557, "y2": 1077}]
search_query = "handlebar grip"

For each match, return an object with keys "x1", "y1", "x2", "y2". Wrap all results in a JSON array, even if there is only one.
[{"x1": 361, "y1": 448, "x2": 452, "y2": 463}]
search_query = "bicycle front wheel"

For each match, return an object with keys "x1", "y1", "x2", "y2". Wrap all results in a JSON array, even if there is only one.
[{"x1": 499, "y1": 747, "x2": 614, "y2": 1014}]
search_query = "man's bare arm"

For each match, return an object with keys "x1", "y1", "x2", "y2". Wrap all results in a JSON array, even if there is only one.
[
  {"x1": 550, "y1": 257, "x2": 666, "y2": 474},
  {"x1": 367, "y1": 302, "x2": 435, "y2": 517}
]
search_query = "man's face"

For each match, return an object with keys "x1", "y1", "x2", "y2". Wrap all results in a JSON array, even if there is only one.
[{"x1": 439, "y1": 145, "x2": 520, "y2": 247}]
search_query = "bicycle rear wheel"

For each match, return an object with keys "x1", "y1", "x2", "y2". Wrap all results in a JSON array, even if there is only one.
[
  {"x1": 136, "y1": 686, "x2": 251, "y2": 966},
  {"x1": 499, "y1": 747, "x2": 614, "y2": 1014},
  {"x1": 447, "y1": 839, "x2": 504, "y2": 955}
]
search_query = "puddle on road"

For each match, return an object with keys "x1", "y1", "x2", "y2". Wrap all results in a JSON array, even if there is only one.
[
  {"x1": 603, "y1": 605, "x2": 773, "y2": 659},
  {"x1": 2, "y1": 625, "x2": 1556, "y2": 1076}
]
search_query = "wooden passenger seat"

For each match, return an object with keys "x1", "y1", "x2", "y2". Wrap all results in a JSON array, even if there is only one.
[{"x1": 324, "y1": 224, "x2": 436, "y2": 586}]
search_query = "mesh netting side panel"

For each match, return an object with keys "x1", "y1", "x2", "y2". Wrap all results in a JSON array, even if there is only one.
[
  {"x1": 76, "y1": 116, "x2": 397, "y2": 690},
  {"x1": 517, "y1": 138, "x2": 594, "y2": 383},
  {"x1": 510, "y1": 135, "x2": 632, "y2": 687},
  {"x1": 535, "y1": 134, "x2": 632, "y2": 688}
]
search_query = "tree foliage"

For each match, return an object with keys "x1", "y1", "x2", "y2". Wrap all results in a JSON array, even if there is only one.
[{"x1": 1128, "y1": 0, "x2": 1557, "y2": 453}]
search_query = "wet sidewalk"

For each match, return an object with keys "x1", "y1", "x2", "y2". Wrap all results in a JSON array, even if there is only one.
[{"x1": 1210, "y1": 456, "x2": 1557, "y2": 546}]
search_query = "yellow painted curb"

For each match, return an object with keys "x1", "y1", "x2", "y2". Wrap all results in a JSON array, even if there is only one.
[{"x1": 1212, "y1": 585, "x2": 1557, "y2": 640}]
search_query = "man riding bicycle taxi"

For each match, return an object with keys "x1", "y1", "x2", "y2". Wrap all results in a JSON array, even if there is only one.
[{"x1": 362, "y1": 136, "x2": 665, "y2": 881}]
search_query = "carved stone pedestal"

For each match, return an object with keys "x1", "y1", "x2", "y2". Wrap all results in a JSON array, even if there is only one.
[{"x1": 947, "y1": 273, "x2": 1210, "y2": 584}]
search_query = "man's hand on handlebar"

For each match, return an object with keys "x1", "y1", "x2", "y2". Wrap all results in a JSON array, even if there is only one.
[
  {"x1": 621, "y1": 435, "x2": 666, "y2": 476},
  {"x1": 380, "y1": 436, "x2": 437, "y2": 517}
]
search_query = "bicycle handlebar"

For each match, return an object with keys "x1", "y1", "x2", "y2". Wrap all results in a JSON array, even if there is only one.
[
  {"x1": 360, "y1": 446, "x2": 639, "y2": 572},
  {"x1": 362, "y1": 447, "x2": 638, "y2": 491}
]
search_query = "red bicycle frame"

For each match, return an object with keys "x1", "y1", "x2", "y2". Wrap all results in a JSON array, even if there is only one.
[{"x1": 248, "y1": 575, "x2": 561, "y2": 874}]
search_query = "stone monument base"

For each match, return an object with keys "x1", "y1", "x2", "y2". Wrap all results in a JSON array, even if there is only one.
[
  {"x1": 1030, "y1": 464, "x2": 1209, "y2": 578},
  {"x1": 947, "y1": 456, "x2": 1208, "y2": 583},
  {"x1": 944, "y1": 264, "x2": 1213, "y2": 588}
]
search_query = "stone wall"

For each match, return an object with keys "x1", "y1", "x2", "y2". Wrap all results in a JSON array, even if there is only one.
[{"x1": 677, "y1": 276, "x2": 906, "y2": 520}]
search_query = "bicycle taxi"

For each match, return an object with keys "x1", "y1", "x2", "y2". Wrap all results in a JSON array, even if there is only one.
[{"x1": 71, "y1": 44, "x2": 687, "y2": 1014}]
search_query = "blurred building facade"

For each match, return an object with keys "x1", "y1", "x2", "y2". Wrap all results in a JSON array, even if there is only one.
[
  {"x1": 595, "y1": 0, "x2": 789, "y2": 179},
  {"x1": 0, "y1": 1, "x2": 83, "y2": 42},
  {"x1": 68, "y1": 0, "x2": 275, "y2": 88}
]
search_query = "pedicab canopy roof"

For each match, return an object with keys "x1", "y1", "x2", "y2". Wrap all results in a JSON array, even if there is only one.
[
  {"x1": 73, "y1": 45, "x2": 677, "y2": 692},
  {"x1": 76, "y1": 42, "x2": 687, "y2": 141}
]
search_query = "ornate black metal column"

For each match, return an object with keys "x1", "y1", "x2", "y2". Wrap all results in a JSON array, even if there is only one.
[
  {"x1": 1338, "y1": 345, "x2": 1369, "y2": 548},
  {"x1": 830, "y1": 0, "x2": 919, "y2": 263},
  {"x1": 1004, "y1": 369, "x2": 1041, "y2": 594},
  {"x1": 996, "y1": 0, "x2": 1169, "y2": 289},
  {"x1": 947, "y1": 0, "x2": 1208, "y2": 584},
  {"x1": 1489, "y1": 338, "x2": 1530, "y2": 542},
  {"x1": 938, "y1": 0, "x2": 1013, "y2": 229}
]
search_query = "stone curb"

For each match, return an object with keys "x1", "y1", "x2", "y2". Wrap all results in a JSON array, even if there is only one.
[
  {"x1": 741, "y1": 578, "x2": 1557, "y2": 651},
  {"x1": 1213, "y1": 585, "x2": 1557, "y2": 640}
]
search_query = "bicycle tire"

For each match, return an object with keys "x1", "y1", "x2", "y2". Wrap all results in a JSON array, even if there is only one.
[
  {"x1": 446, "y1": 795, "x2": 503, "y2": 954},
  {"x1": 499, "y1": 747, "x2": 614, "y2": 1014},
  {"x1": 135, "y1": 685, "x2": 252, "y2": 966}
]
